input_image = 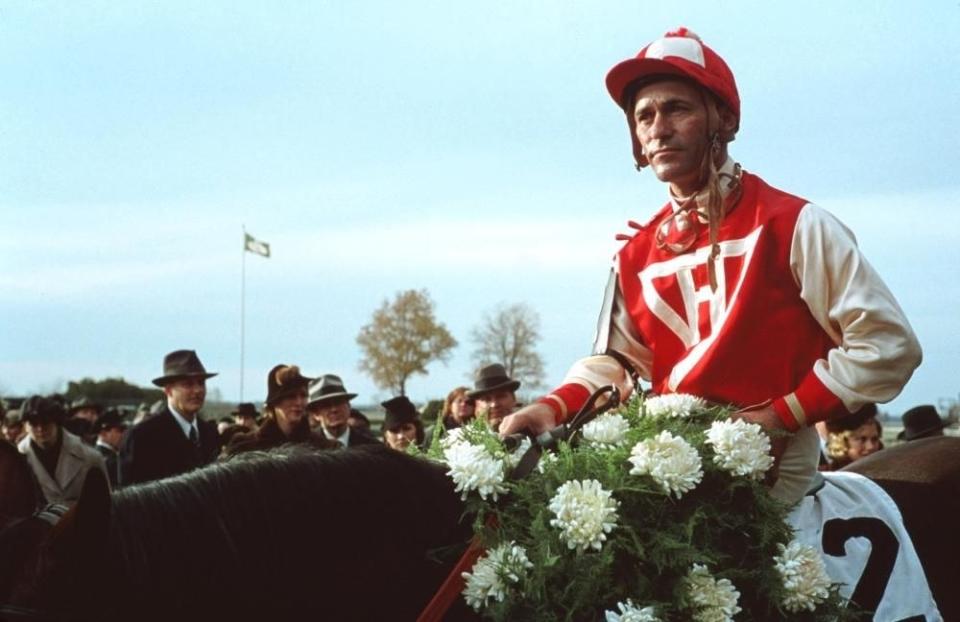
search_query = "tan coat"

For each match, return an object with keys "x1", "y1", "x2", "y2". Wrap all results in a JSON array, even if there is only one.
[{"x1": 18, "y1": 428, "x2": 109, "y2": 505}]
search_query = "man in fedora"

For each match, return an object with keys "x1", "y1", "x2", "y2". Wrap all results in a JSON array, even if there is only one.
[
  {"x1": 232, "y1": 402, "x2": 260, "y2": 430},
  {"x1": 469, "y1": 364, "x2": 521, "y2": 431},
  {"x1": 93, "y1": 409, "x2": 128, "y2": 487},
  {"x1": 898, "y1": 405, "x2": 948, "y2": 442},
  {"x1": 119, "y1": 350, "x2": 221, "y2": 485},
  {"x1": 307, "y1": 374, "x2": 378, "y2": 447},
  {"x1": 18, "y1": 395, "x2": 109, "y2": 505}
]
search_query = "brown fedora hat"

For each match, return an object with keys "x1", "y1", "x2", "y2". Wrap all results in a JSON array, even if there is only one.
[
  {"x1": 152, "y1": 350, "x2": 218, "y2": 387},
  {"x1": 467, "y1": 364, "x2": 521, "y2": 399},
  {"x1": 306, "y1": 374, "x2": 357, "y2": 410}
]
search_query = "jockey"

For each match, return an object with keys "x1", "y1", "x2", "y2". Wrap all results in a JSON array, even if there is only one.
[{"x1": 500, "y1": 28, "x2": 922, "y2": 505}]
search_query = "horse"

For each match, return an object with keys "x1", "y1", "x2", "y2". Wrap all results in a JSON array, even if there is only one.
[
  {"x1": 0, "y1": 442, "x2": 477, "y2": 622},
  {"x1": 2, "y1": 436, "x2": 959, "y2": 621},
  {"x1": 841, "y1": 435, "x2": 960, "y2": 621}
]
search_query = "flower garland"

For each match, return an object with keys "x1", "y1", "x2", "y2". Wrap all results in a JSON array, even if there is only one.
[{"x1": 427, "y1": 394, "x2": 854, "y2": 621}]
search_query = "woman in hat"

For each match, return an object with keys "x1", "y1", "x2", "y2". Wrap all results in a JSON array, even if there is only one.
[
  {"x1": 225, "y1": 365, "x2": 338, "y2": 456},
  {"x1": 380, "y1": 396, "x2": 424, "y2": 452},
  {"x1": 822, "y1": 404, "x2": 884, "y2": 471}
]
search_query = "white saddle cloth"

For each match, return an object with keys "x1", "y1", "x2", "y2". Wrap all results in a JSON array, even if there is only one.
[{"x1": 788, "y1": 471, "x2": 941, "y2": 621}]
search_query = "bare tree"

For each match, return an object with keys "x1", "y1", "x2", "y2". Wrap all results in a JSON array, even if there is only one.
[
  {"x1": 471, "y1": 303, "x2": 545, "y2": 390},
  {"x1": 357, "y1": 289, "x2": 457, "y2": 396}
]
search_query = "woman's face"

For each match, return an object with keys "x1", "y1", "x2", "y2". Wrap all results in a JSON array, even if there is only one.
[
  {"x1": 384, "y1": 422, "x2": 418, "y2": 450},
  {"x1": 451, "y1": 394, "x2": 476, "y2": 424},
  {"x1": 847, "y1": 420, "x2": 882, "y2": 461},
  {"x1": 274, "y1": 390, "x2": 308, "y2": 433}
]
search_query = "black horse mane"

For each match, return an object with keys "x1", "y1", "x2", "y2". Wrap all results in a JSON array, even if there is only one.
[{"x1": 93, "y1": 444, "x2": 470, "y2": 621}]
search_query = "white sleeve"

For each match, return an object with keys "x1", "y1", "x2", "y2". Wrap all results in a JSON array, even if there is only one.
[
  {"x1": 790, "y1": 203, "x2": 922, "y2": 411},
  {"x1": 566, "y1": 264, "x2": 653, "y2": 399}
]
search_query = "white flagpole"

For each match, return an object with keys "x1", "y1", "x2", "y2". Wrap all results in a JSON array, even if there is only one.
[{"x1": 240, "y1": 225, "x2": 247, "y2": 402}]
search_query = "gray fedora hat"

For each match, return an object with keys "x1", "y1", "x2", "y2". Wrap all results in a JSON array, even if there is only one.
[
  {"x1": 307, "y1": 374, "x2": 358, "y2": 409},
  {"x1": 467, "y1": 364, "x2": 521, "y2": 399},
  {"x1": 152, "y1": 350, "x2": 218, "y2": 387}
]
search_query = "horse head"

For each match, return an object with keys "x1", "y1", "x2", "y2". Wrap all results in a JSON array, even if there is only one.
[{"x1": 0, "y1": 462, "x2": 111, "y2": 620}]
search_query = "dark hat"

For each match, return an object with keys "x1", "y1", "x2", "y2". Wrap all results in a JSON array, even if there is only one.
[
  {"x1": 152, "y1": 350, "x2": 218, "y2": 387},
  {"x1": 898, "y1": 405, "x2": 948, "y2": 441},
  {"x1": 231, "y1": 402, "x2": 261, "y2": 419},
  {"x1": 381, "y1": 396, "x2": 420, "y2": 430},
  {"x1": 266, "y1": 365, "x2": 312, "y2": 406},
  {"x1": 825, "y1": 403, "x2": 878, "y2": 435},
  {"x1": 68, "y1": 396, "x2": 103, "y2": 414},
  {"x1": 467, "y1": 364, "x2": 521, "y2": 399},
  {"x1": 21, "y1": 395, "x2": 66, "y2": 425},
  {"x1": 93, "y1": 409, "x2": 128, "y2": 433},
  {"x1": 307, "y1": 374, "x2": 357, "y2": 409}
]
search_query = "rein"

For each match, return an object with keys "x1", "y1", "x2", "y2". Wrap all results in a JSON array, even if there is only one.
[{"x1": 416, "y1": 386, "x2": 620, "y2": 622}]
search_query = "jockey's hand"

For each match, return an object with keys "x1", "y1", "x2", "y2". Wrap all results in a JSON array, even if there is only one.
[
  {"x1": 499, "y1": 403, "x2": 557, "y2": 438},
  {"x1": 733, "y1": 403, "x2": 791, "y2": 488}
]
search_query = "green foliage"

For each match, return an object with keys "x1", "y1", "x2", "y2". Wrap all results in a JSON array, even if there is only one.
[
  {"x1": 356, "y1": 289, "x2": 457, "y2": 396},
  {"x1": 452, "y1": 397, "x2": 857, "y2": 622},
  {"x1": 64, "y1": 377, "x2": 163, "y2": 405}
]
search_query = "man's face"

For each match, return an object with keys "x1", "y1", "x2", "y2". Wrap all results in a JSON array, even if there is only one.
[
  {"x1": 310, "y1": 399, "x2": 351, "y2": 435},
  {"x1": 164, "y1": 378, "x2": 207, "y2": 418},
  {"x1": 73, "y1": 407, "x2": 99, "y2": 423},
  {"x1": 100, "y1": 426, "x2": 125, "y2": 450},
  {"x1": 476, "y1": 390, "x2": 517, "y2": 430},
  {"x1": 25, "y1": 420, "x2": 59, "y2": 450},
  {"x1": 632, "y1": 79, "x2": 711, "y2": 197},
  {"x1": 236, "y1": 414, "x2": 257, "y2": 429}
]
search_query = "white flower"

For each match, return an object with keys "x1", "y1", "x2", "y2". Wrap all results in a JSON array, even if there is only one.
[
  {"x1": 506, "y1": 435, "x2": 532, "y2": 469},
  {"x1": 605, "y1": 599, "x2": 660, "y2": 622},
  {"x1": 643, "y1": 393, "x2": 707, "y2": 418},
  {"x1": 685, "y1": 564, "x2": 741, "y2": 622},
  {"x1": 536, "y1": 450, "x2": 558, "y2": 474},
  {"x1": 582, "y1": 413, "x2": 631, "y2": 447},
  {"x1": 705, "y1": 419, "x2": 774, "y2": 479},
  {"x1": 444, "y1": 441, "x2": 508, "y2": 501},
  {"x1": 548, "y1": 479, "x2": 620, "y2": 552},
  {"x1": 774, "y1": 541, "x2": 832, "y2": 612},
  {"x1": 461, "y1": 541, "x2": 533, "y2": 611},
  {"x1": 628, "y1": 431, "x2": 703, "y2": 498},
  {"x1": 440, "y1": 426, "x2": 467, "y2": 449}
]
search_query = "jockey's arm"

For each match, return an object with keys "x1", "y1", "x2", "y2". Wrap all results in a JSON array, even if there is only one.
[
  {"x1": 766, "y1": 204, "x2": 922, "y2": 433},
  {"x1": 500, "y1": 295, "x2": 652, "y2": 437}
]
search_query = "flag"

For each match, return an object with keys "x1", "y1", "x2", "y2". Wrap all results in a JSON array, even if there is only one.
[{"x1": 244, "y1": 233, "x2": 270, "y2": 258}]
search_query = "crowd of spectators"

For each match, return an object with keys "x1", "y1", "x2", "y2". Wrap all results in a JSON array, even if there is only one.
[
  {"x1": 0, "y1": 349, "x2": 953, "y2": 509},
  {"x1": 0, "y1": 353, "x2": 528, "y2": 507}
]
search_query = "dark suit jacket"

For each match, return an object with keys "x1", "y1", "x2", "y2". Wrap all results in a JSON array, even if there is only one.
[
  {"x1": 118, "y1": 408, "x2": 219, "y2": 486},
  {"x1": 345, "y1": 426, "x2": 380, "y2": 447},
  {"x1": 96, "y1": 442, "x2": 119, "y2": 488}
]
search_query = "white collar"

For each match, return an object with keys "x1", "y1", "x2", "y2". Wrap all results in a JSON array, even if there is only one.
[
  {"x1": 323, "y1": 426, "x2": 350, "y2": 446},
  {"x1": 168, "y1": 404, "x2": 199, "y2": 440}
]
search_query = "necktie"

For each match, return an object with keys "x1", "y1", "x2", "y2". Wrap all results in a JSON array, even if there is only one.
[{"x1": 189, "y1": 425, "x2": 200, "y2": 448}]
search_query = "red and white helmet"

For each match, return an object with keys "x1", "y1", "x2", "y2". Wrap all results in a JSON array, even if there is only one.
[{"x1": 605, "y1": 28, "x2": 740, "y2": 169}]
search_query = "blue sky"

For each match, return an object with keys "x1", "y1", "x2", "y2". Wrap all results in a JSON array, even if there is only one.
[{"x1": 1, "y1": 2, "x2": 958, "y2": 415}]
